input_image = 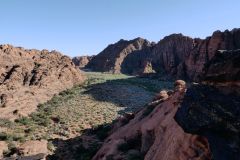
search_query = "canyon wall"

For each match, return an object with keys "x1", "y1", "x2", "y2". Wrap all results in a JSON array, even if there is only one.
[{"x1": 86, "y1": 28, "x2": 240, "y2": 81}]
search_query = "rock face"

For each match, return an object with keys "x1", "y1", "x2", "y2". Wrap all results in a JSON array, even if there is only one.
[
  {"x1": 72, "y1": 55, "x2": 94, "y2": 68},
  {"x1": 201, "y1": 49, "x2": 240, "y2": 82},
  {"x1": 86, "y1": 38, "x2": 155, "y2": 74},
  {"x1": 86, "y1": 28, "x2": 240, "y2": 81},
  {"x1": 175, "y1": 50, "x2": 240, "y2": 160},
  {"x1": 93, "y1": 82, "x2": 211, "y2": 160},
  {"x1": 0, "y1": 44, "x2": 85, "y2": 120}
]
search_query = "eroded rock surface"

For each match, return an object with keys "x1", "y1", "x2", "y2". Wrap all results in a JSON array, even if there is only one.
[
  {"x1": 175, "y1": 49, "x2": 240, "y2": 160},
  {"x1": 86, "y1": 38, "x2": 155, "y2": 74},
  {"x1": 93, "y1": 82, "x2": 211, "y2": 160},
  {"x1": 86, "y1": 28, "x2": 240, "y2": 81},
  {"x1": 72, "y1": 56, "x2": 94, "y2": 68},
  {"x1": 0, "y1": 44, "x2": 84, "y2": 120}
]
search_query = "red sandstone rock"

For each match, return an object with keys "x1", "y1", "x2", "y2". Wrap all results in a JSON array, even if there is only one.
[
  {"x1": 86, "y1": 38, "x2": 154, "y2": 74},
  {"x1": 86, "y1": 28, "x2": 240, "y2": 81},
  {"x1": 93, "y1": 89, "x2": 211, "y2": 160},
  {"x1": 0, "y1": 44, "x2": 85, "y2": 120},
  {"x1": 72, "y1": 55, "x2": 94, "y2": 68}
]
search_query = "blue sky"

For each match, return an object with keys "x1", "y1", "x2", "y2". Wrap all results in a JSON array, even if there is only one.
[{"x1": 0, "y1": 0, "x2": 239, "y2": 57}]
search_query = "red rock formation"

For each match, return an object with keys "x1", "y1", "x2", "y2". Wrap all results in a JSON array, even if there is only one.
[
  {"x1": 175, "y1": 50, "x2": 240, "y2": 160},
  {"x1": 72, "y1": 55, "x2": 94, "y2": 68},
  {"x1": 86, "y1": 28, "x2": 240, "y2": 81},
  {"x1": 86, "y1": 38, "x2": 154, "y2": 74},
  {"x1": 0, "y1": 44, "x2": 85, "y2": 120},
  {"x1": 93, "y1": 82, "x2": 211, "y2": 160}
]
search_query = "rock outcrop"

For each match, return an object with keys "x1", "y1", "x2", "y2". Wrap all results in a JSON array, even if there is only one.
[
  {"x1": 0, "y1": 44, "x2": 85, "y2": 120},
  {"x1": 86, "y1": 38, "x2": 155, "y2": 74},
  {"x1": 93, "y1": 81, "x2": 211, "y2": 160},
  {"x1": 72, "y1": 55, "x2": 94, "y2": 69},
  {"x1": 175, "y1": 50, "x2": 240, "y2": 160},
  {"x1": 86, "y1": 28, "x2": 240, "y2": 81}
]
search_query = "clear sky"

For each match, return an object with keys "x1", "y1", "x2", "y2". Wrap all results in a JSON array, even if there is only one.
[{"x1": 0, "y1": 0, "x2": 239, "y2": 57}]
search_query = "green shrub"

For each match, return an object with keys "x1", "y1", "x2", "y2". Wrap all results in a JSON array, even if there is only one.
[
  {"x1": 0, "y1": 119, "x2": 14, "y2": 128},
  {"x1": 0, "y1": 132, "x2": 25, "y2": 142},
  {"x1": 15, "y1": 117, "x2": 32, "y2": 125}
]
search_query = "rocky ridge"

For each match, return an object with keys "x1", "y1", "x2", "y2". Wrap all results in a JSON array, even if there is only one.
[
  {"x1": 93, "y1": 81, "x2": 211, "y2": 160},
  {"x1": 86, "y1": 38, "x2": 155, "y2": 74},
  {"x1": 0, "y1": 44, "x2": 84, "y2": 120},
  {"x1": 86, "y1": 28, "x2": 240, "y2": 81}
]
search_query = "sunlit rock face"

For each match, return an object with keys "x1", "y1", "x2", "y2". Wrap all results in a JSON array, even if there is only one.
[{"x1": 0, "y1": 44, "x2": 85, "y2": 120}]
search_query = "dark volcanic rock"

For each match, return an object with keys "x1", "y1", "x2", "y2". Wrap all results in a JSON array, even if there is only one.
[{"x1": 72, "y1": 55, "x2": 94, "y2": 68}]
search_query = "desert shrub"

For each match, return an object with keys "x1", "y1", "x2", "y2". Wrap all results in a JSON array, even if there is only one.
[
  {"x1": 15, "y1": 117, "x2": 32, "y2": 125},
  {"x1": 30, "y1": 112, "x2": 51, "y2": 127},
  {"x1": 47, "y1": 141, "x2": 55, "y2": 152},
  {"x1": 0, "y1": 119, "x2": 14, "y2": 128},
  {"x1": 0, "y1": 132, "x2": 25, "y2": 142}
]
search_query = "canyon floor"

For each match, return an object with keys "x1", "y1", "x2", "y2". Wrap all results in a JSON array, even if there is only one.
[{"x1": 0, "y1": 72, "x2": 172, "y2": 159}]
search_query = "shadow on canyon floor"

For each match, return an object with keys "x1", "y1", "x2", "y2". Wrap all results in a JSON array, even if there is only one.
[
  {"x1": 83, "y1": 77, "x2": 173, "y2": 115},
  {"x1": 46, "y1": 77, "x2": 173, "y2": 160},
  {"x1": 46, "y1": 122, "x2": 115, "y2": 160}
]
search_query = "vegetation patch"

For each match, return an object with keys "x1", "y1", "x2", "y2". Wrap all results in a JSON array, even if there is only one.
[{"x1": 1, "y1": 72, "x2": 172, "y2": 159}]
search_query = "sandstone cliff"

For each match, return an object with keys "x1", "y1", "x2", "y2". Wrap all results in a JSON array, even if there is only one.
[
  {"x1": 72, "y1": 55, "x2": 94, "y2": 69},
  {"x1": 175, "y1": 50, "x2": 240, "y2": 160},
  {"x1": 86, "y1": 38, "x2": 154, "y2": 74},
  {"x1": 0, "y1": 44, "x2": 85, "y2": 120},
  {"x1": 86, "y1": 28, "x2": 240, "y2": 81}
]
